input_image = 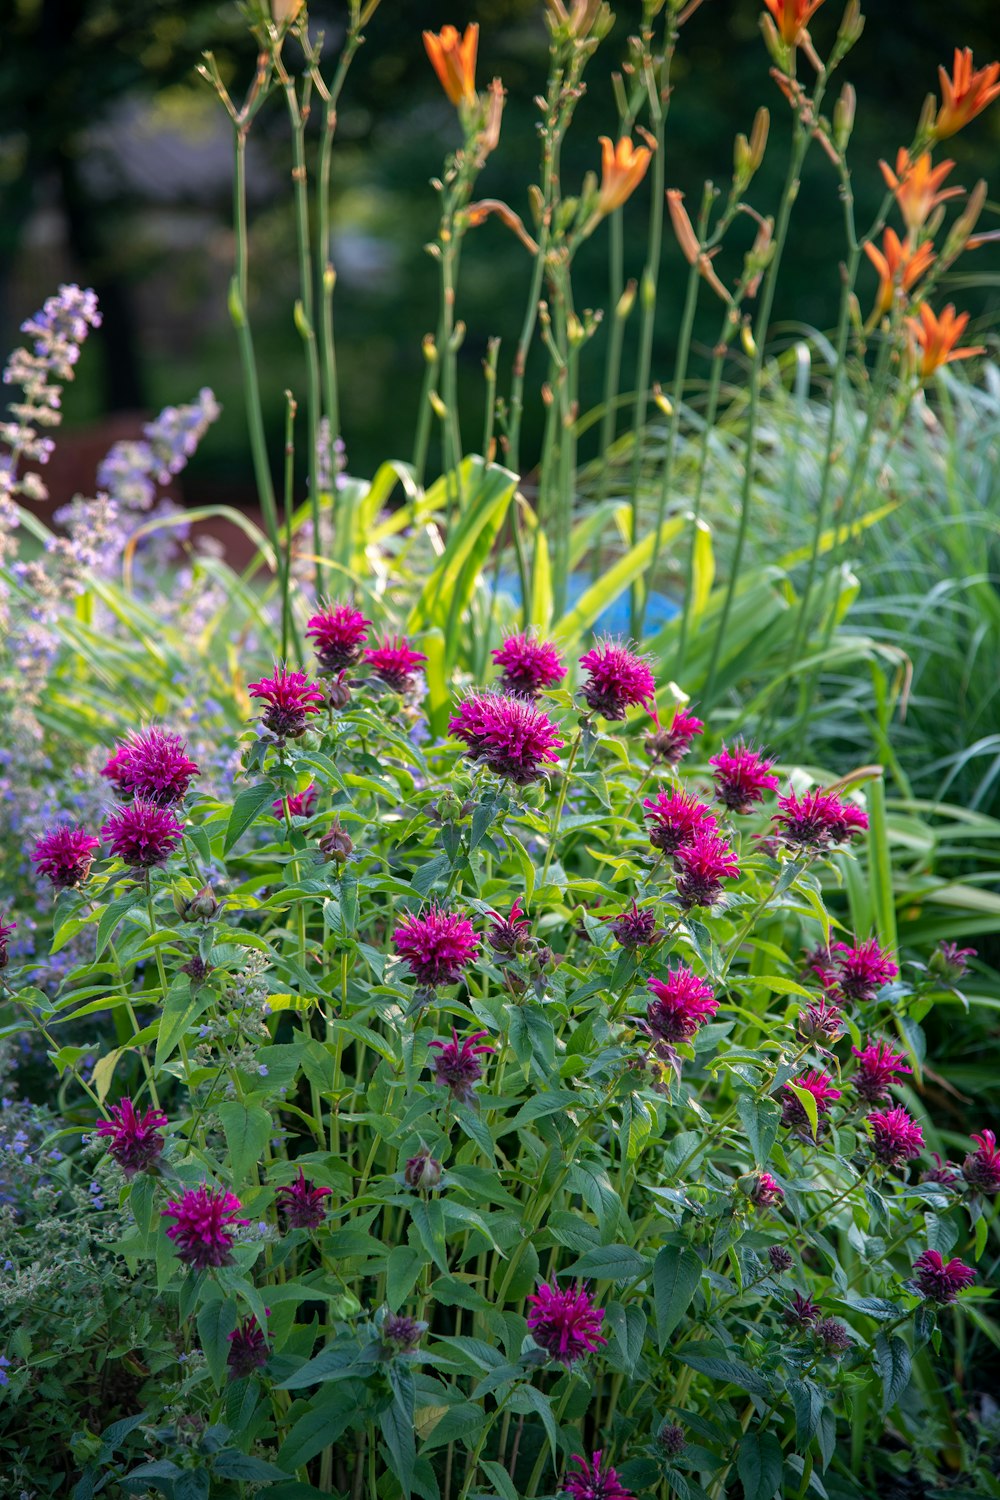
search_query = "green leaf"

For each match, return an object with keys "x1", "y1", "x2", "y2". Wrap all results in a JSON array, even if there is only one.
[
  {"x1": 736, "y1": 1096, "x2": 780, "y2": 1169},
  {"x1": 481, "y1": 1459, "x2": 520, "y2": 1500},
  {"x1": 553, "y1": 514, "x2": 686, "y2": 643},
  {"x1": 278, "y1": 1398, "x2": 355, "y2": 1471},
  {"x1": 508, "y1": 1382, "x2": 558, "y2": 1461},
  {"x1": 96, "y1": 891, "x2": 144, "y2": 959},
  {"x1": 217, "y1": 1101, "x2": 272, "y2": 1182},
  {"x1": 874, "y1": 1332, "x2": 912, "y2": 1416},
  {"x1": 653, "y1": 1245, "x2": 702, "y2": 1350},
  {"x1": 90, "y1": 1048, "x2": 123, "y2": 1104},
  {"x1": 155, "y1": 978, "x2": 214, "y2": 1069},
  {"x1": 566, "y1": 1245, "x2": 647, "y2": 1281},
  {"x1": 675, "y1": 1351, "x2": 771, "y2": 1402},
  {"x1": 785, "y1": 1081, "x2": 819, "y2": 1141},
  {"x1": 213, "y1": 1452, "x2": 287, "y2": 1480},
  {"x1": 380, "y1": 1363, "x2": 416, "y2": 1497},
  {"x1": 786, "y1": 1377, "x2": 824, "y2": 1449},
  {"x1": 736, "y1": 1430, "x2": 783, "y2": 1500},
  {"x1": 224, "y1": 781, "x2": 277, "y2": 854},
  {"x1": 410, "y1": 1199, "x2": 449, "y2": 1275},
  {"x1": 197, "y1": 1299, "x2": 237, "y2": 1390}
]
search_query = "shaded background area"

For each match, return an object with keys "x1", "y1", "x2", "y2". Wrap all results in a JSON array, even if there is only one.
[{"x1": 2, "y1": 0, "x2": 999, "y2": 505}]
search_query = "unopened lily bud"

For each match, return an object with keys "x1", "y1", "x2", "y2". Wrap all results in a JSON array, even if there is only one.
[
  {"x1": 653, "y1": 385, "x2": 673, "y2": 416},
  {"x1": 616, "y1": 278, "x2": 638, "y2": 319},
  {"x1": 748, "y1": 107, "x2": 769, "y2": 170},
  {"x1": 319, "y1": 820, "x2": 353, "y2": 865},
  {"x1": 477, "y1": 77, "x2": 505, "y2": 158},
  {"x1": 833, "y1": 83, "x2": 856, "y2": 153},
  {"x1": 836, "y1": 0, "x2": 864, "y2": 48},
  {"x1": 527, "y1": 184, "x2": 545, "y2": 228},
  {"x1": 942, "y1": 178, "x2": 987, "y2": 261},
  {"x1": 916, "y1": 92, "x2": 937, "y2": 141},
  {"x1": 667, "y1": 190, "x2": 701, "y2": 265},
  {"x1": 744, "y1": 216, "x2": 775, "y2": 297},
  {"x1": 422, "y1": 333, "x2": 437, "y2": 364}
]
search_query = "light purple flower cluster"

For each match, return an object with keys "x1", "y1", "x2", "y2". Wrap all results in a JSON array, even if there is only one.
[{"x1": 96, "y1": 389, "x2": 220, "y2": 513}]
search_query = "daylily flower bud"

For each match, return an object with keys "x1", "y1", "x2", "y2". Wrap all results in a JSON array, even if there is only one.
[
  {"x1": 272, "y1": 0, "x2": 303, "y2": 24},
  {"x1": 833, "y1": 83, "x2": 856, "y2": 152}
]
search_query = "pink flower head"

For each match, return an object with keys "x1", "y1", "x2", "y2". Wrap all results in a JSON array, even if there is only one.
[
  {"x1": 921, "y1": 1153, "x2": 959, "y2": 1187},
  {"x1": 101, "y1": 727, "x2": 200, "y2": 805},
  {"x1": 101, "y1": 798, "x2": 183, "y2": 868},
  {"x1": 273, "y1": 783, "x2": 317, "y2": 820},
  {"x1": 579, "y1": 641, "x2": 655, "y2": 720},
  {"x1": 394, "y1": 905, "x2": 480, "y2": 988},
  {"x1": 562, "y1": 1451, "x2": 633, "y2": 1500},
  {"x1": 161, "y1": 1184, "x2": 249, "y2": 1270},
  {"x1": 798, "y1": 996, "x2": 844, "y2": 1043},
  {"x1": 428, "y1": 1028, "x2": 494, "y2": 1103},
  {"x1": 815, "y1": 1317, "x2": 852, "y2": 1355},
  {"x1": 851, "y1": 1039, "x2": 912, "y2": 1104},
  {"x1": 380, "y1": 1312, "x2": 427, "y2": 1356},
  {"x1": 526, "y1": 1280, "x2": 607, "y2": 1365},
  {"x1": 751, "y1": 1172, "x2": 784, "y2": 1210},
  {"x1": 868, "y1": 1106, "x2": 925, "y2": 1167},
  {"x1": 709, "y1": 741, "x2": 779, "y2": 813},
  {"x1": 486, "y1": 898, "x2": 532, "y2": 956},
  {"x1": 962, "y1": 1130, "x2": 1000, "y2": 1194},
  {"x1": 364, "y1": 635, "x2": 427, "y2": 692},
  {"x1": 645, "y1": 966, "x2": 718, "y2": 1044},
  {"x1": 912, "y1": 1248, "x2": 976, "y2": 1304},
  {"x1": 642, "y1": 787, "x2": 717, "y2": 856},
  {"x1": 448, "y1": 691, "x2": 563, "y2": 785},
  {"x1": 0, "y1": 916, "x2": 15, "y2": 969},
  {"x1": 931, "y1": 941, "x2": 976, "y2": 982},
  {"x1": 783, "y1": 1290, "x2": 820, "y2": 1327},
  {"x1": 833, "y1": 939, "x2": 899, "y2": 1003},
  {"x1": 674, "y1": 830, "x2": 739, "y2": 910},
  {"x1": 604, "y1": 900, "x2": 659, "y2": 950},
  {"x1": 275, "y1": 1166, "x2": 333, "y2": 1229},
  {"x1": 248, "y1": 665, "x2": 325, "y2": 740},
  {"x1": 492, "y1": 633, "x2": 566, "y2": 696},
  {"x1": 31, "y1": 825, "x2": 101, "y2": 889},
  {"x1": 227, "y1": 1313, "x2": 269, "y2": 1377},
  {"x1": 772, "y1": 788, "x2": 869, "y2": 851},
  {"x1": 800, "y1": 943, "x2": 838, "y2": 990},
  {"x1": 306, "y1": 604, "x2": 370, "y2": 672},
  {"x1": 95, "y1": 1097, "x2": 168, "y2": 1177},
  {"x1": 644, "y1": 707, "x2": 704, "y2": 765},
  {"x1": 781, "y1": 1069, "x2": 842, "y2": 1133}
]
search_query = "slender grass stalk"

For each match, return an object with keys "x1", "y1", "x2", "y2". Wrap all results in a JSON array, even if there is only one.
[{"x1": 281, "y1": 390, "x2": 297, "y2": 658}]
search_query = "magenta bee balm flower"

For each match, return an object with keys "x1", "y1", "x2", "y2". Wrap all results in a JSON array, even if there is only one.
[
  {"x1": 912, "y1": 1248, "x2": 976, "y2": 1304},
  {"x1": 305, "y1": 603, "x2": 370, "y2": 672},
  {"x1": 709, "y1": 741, "x2": 779, "y2": 813},
  {"x1": 101, "y1": 798, "x2": 183, "y2": 868},
  {"x1": 275, "y1": 1166, "x2": 333, "y2": 1229},
  {"x1": 449, "y1": 691, "x2": 563, "y2": 785},
  {"x1": 95, "y1": 1097, "x2": 168, "y2": 1177},
  {"x1": 644, "y1": 707, "x2": 704, "y2": 765},
  {"x1": 645, "y1": 966, "x2": 718, "y2": 1043},
  {"x1": 674, "y1": 830, "x2": 739, "y2": 909},
  {"x1": 604, "y1": 900, "x2": 659, "y2": 950},
  {"x1": 751, "y1": 1173, "x2": 784, "y2": 1210},
  {"x1": 851, "y1": 1039, "x2": 912, "y2": 1103},
  {"x1": 492, "y1": 633, "x2": 566, "y2": 696},
  {"x1": 833, "y1": 939, "x2": 899, "y2": 1003},
  {"x1": 578, "y1": 641, "x2": 655, "y2": 719},
  {"x1": 101, "y1": 727, "x2": 201, "y2": 805},
  {"x1": 227, "y1": 1313, "x2": 269, "y2": 1377},
  {"x1": 364, "y1": 635, "x2": 427, "y2": 692},
  {"x1": 428, "y1": 1028, "x2": 495, "y2": 1103},
  {"x1": 394, "y1": 905, "x2": 479, "y2": 988},
  {"x1": 772, "y1": 788, "x2": 869, "y2": 850},
  {"x1": 486, "y1": 897, "x2": 532, "y2": 955},
  {"x1": 527, "y1": 1280, "x2": 607, "y2": 1365},
  {"x1": 931, "y1": 941, "x2": 976, "y2": 982},
  {"x1": 643, "y1": 788, "x2": 717, "y2": 855},
  {"x1": 962, "y1": 1130, "x2": 1000, "y2": 1194},
  {"x1": 0, "y1": 916, "x2": 15, "y2": 969},
  {"x1": 31, "y1": 825, "x2": 101, "y2": 889},
  {"x1": 868, "y1": 1106, "x2": 925, "y2": 1167},
  {"x1": 562, "y1": 1452, "x2": 633, "y2": 1500},
  {"x1": 273, "y1": 783, "x2": 317, "y2": 820},
  {"x1": 798, "y1": 996, "x2": 844, "y2": 1043},
  {"x1": 248, "y1": 665, "x2": 325, "y2": 740},
  {"x1": 781, "y1": 1069, "x2": 842, "y2": 1134},
  {"x1": 161, "y1": 1185, "x2": 249, "y2": 1270},
  {"x1": 783, "y1": 1290, "x2": 820, "y2": 1326}
]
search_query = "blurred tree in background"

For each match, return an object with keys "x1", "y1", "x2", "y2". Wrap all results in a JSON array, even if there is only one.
[{"x1": 1, "y1": 0, "x2": 998, "y2": 492}]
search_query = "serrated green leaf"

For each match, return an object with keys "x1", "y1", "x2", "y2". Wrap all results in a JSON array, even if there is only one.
[
  {"x1": 653, "y1": 1245, "x2": 702, "y2": 1350},
  {"x1": 224, "y1": 781, "x2": 277, "y2": 854}
]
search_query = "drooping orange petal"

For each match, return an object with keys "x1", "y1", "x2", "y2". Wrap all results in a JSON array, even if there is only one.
[{"x1": 423, "y1": 23, "x2": 479, "y2": 108}]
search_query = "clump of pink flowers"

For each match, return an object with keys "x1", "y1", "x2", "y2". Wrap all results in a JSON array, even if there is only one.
[
  {"x1": 605, "y1": 901, "x2": 659, "y2": 950},
  {"x1": 781, "y1": 1070, "x2": 842, "y2": 1136},
  {"x1": 492, "y1": 633, "x2": 566, "y2": 696},
  {"x1": 101, "y1": 798, "x2": 183, "y2": 868},
  {"x1": 709, "y1": 741, "x2": 779, "y2": 813},
  {"x1": 364, "y1": 635, "x2": 427, "y2": 692},
  {"x1": 642, "y1": 788, "x2": 716, "y2": 855},
  {"x1": 868, "y1": 1106, "x2": 925, "y2": 1167},
  {"x1": 95, "y1": 1097, "x2": 168, "y2": 1177},
  {"x1": 962, "y1": 1130, "x2": 1000, "y2": 1194},
  {"x1": 851, "y1": 1039, "x2": 912, "y2": 1104},
  {"x1": 227, "y1": 1314, "x2": 269, "y2": 1377},
  {"x1": 912, "y1": 1249, "x2": 976, "y2": 1304},
  {"x1": 562, "y1": 1452, "x2": 633, "y2": 1500},
  {"x1": 449, "y1": 691, "x2": 563, "y2": 785},
  {"x1": 306, "y1": 603, "x2": 370, "y2": 672},
  {"x1": 833, "y1": 939, "x2": 899, "y2": 1003},
  {"x1": 578, "y1": 641, "x2": 655, "y2": 720},
  {"x1": 526, "y1": 1281, "x2": 606, "y2": 1365},
  {"x1": 273, "y1": 784, "x2": 317, "y2": 820},
  {"x1": 675, "y1": 830, "x2": 740, "y2": 909},
  {"x1": 101, "y1": 727, "x2": 200, "y2": 805},
  {"x1": 644, "y1": 966, "x2": 718, "y2": 1044},
  {"x1": 161, "y1": 1185, "x2": 249, "y2": 1270},
  {"x1": 486, "y1": 898, "x2": 532, "y2": 956},
  {"x1": 248, "y1": 666, "x2": 325, "y2": 740},
  {"x1": 428, "y1": 1028, "x2": 494, "y2": 1104},
  {"x1": 644, "y1": 707, "x2": 703, "y2": 765},
  {"x1": 275, "y1": 1167, "x2": 333, "y2": 1229},
  {"x1": 31, "y1": 825, "x2": 101, "y2": 889},
  {"x1": 772, "y1": 788, "x2": 869, "y2": 850},
  {"x1": 394, "y1": 906, "x2": 479, "y2": 988}
]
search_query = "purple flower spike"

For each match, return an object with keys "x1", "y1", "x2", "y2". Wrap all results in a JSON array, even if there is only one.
[
  {"x1": 161, "y1": 1185, "x2": 248, "y2": 1270},
  {"x1": 674, "y1": 830, "x2": 739, "y2": 909},
  {"x1": 95, "y1": 1097, "x2": 168, "y2": 1177},
  {"x1": 101, "y1": 799, "x2": 183, "y2": 868},
  {"x1": 428, "y1": 1028, "x2": 494, "y2": 1104},
  {"x1": 578, "y1": 641, "x2": 655, "y2": 720},
  {"x1": 642, "y1": 788, "x2": 717, "y2": 856},
  {"x1": 449, "y1": 691, "x2": 563, "y2": 785},
  {"x1": 562, "y1": 1451, "x2": 634, "y2": 1500},
  {"x1": 364, "y1": 636, "x2": 427, "y2": 692},
  {"x1": 962, "y1": 1130, "x2": 1000, "y2": 1194},
  {"x1": 275, "y1": 1167, "x2": 333, "y2": 1229},
  {"x1": 394, "y1": 906, "x2": 480, "y2": 988},
  {"x1": 709, "y1": 741, "x2": 779, "y2": 813},
  {"x1": 492, "y1": 633, "x2": 566, "y2": 697},
  {"x1": 31, "y1": 825, "x2": 101, "y2": 889},
  {"x1": 868, "y1": 1106, "x2": 925, "y2": 1167},
  {"x1": 227, "y1": 1313, "x2": 269, "y2": 1377},
  {"x1": 526, "y1": 1281, "x2": 607, "y2": 1366},
  {"x1": 912, "y1": 1249, "x2": 976, "y2": 1304},
  {"x1": 248, "y1": 666, "x2": 325, "y2": 740},
  {"x1": 851, "y1": 1039, "x2": 912, "y2": 1104},
  {"x1": 101, "y1": 727, "x2": 200, "y2": 805},
  {"x1": 306, "y1": 604, "x2": 370, "y2": 672}
]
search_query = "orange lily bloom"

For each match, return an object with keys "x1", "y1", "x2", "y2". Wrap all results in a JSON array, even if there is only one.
[
  {"x1": 906, "y1": 302, "x2": 985, "y2": 380},
  {"x1": 423, "y1": 23, "x2": 479, "y2": 109},
  {"x1": 597, "y1": 136, "x2": 653, "y2": 215},
  {"x1": 864, "y1": 229, "x2": 935, "y2": 321},
  {"x1": 933, "y1": 48, "x2": 1000, "y2": 139},
  {"x1": 879, "y1": 150, "x2": 962, "y2": 234},
  {"x1": 762, "y1": 0, "x2": 826, "y2": 46}
]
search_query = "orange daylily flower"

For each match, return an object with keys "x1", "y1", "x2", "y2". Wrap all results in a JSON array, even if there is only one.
[
  {"x1": 423, "y1": 23, "x2": 479, "y2": 109},
  {"x1": 864, "y1": 229, "x2": 935, "y2": 321},
  {"x1": 905, "y1": 302, "x2": 985, "y2": 380},
  {"x1": 762, "y1": 0, "x2": 826, "y2": 46},
  {"x1": 933, "y1": 48, "x2": 1000, "y2": 139},
  {"x1": 879, "y1": 150, "x2": 962, "y2": 234},
  {"x1": 597, "y1": 136, "x2": 653, "y2": 216}
]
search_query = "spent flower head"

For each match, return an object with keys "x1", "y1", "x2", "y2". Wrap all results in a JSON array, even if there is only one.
[
  {"x1": 486, "y1": 897, "x2": 533, "y2": 956},
  {"x1": 912, "y1": 1249, "x2": 976, "y2": 1304},
  {"x1": 604, "y1": 900, "x2": 659, "y2": 950},
  {"x1": 428, "y1": 1028, "x2": 494, "y2": 1104}
]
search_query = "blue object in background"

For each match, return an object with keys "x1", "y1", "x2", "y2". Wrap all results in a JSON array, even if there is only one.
[{"x1": 494, "y1": 572, "x2": 680, "y2": 636}]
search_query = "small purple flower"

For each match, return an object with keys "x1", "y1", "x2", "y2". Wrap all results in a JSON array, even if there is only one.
[
  {"x1": 751, "y1": 1173, "x2": 784, "y2": 1210},
  {"x1": 227, "y1": 1313, "x2": 269, "y2": 1378},
  {"x1": 931, "y1": 941, "x2": 976, "y2": 982},
  {"x1": 709, "y1": 741, "x2": 779, "y2": 813},
  {"x1": 404, "y1": 1148, "x2": 443, "y2": 1191},
  {"x1": 30, "y1": 825, "x2": 101, "y2": 889},
  {"x1": 834, "y1": 940, "x2": 899, "y2": 1004},
  {"x1": 380, "y1": 1313, "x2": 427, "y2": 1357},
  {"x1": 306, "y1": 604, "x2": 370, "y2": 672},
  {"x1": 912, "y1": 1249, "x2": 976, "y2": 1304},
  {"x1": 783, "y1": 1290, "x2": 820, "y2": 1327},
  {"x1": 273, "y1": 783, "x2": 317, "y2": 820},
  {"x1": 526, "y1": 1281, "x2": 607, "y2": 1365},
  {"x1": 962, "y1": 1130, "x2": 1000, "y2": 1194},
  {"x1": 101, "y1": 798, "x2": 183, "y2": 868},
  {"x1": 772, "y1": 789, "x2": 869, "y2": 851},
  {"x1": 604, "y1": 900, "x2": 660, "y2": 950},
  {"x1": 781, "y1": 1070, "x2": 842, "y2": 1135},
  {"x1": 0, "y1": 916, "x2": 14, "y2": 969},
  {"x1": 492, "y1": 633, "x2": 566, "y2": 696},
  {"x1": 248, "y1": 666, "x2": 325, "y2": 740},
  {"x1": 161, "y1": 1185, "x2": 249, "y2": 1270},
  {"x1": 394, "y1": 906, "x2": 480, "y2": 988},
  {"x1": 644, "y1": 707, "x2": 704, "y2": 766},
  {"x1": 768, "y1": 1245, "x2": 794, "y2": 1273},
  {"x1": 100, "y1": 727, "x2": 200, "y2": 805},
  {"x1": 275, "y1": 1167, "x2": 333, "y2": 1229},
  {"x1": 428, "y1": 1028, "x2": 495, "y2": 1104},
  {"x1": 851, "y1": 1039, "x2": 912, "y2": 1104},
  {"x1": 644, "y1": 967, "x2": 718, "y2": 1044},
  {"x1": 578, "y1": 641, "x2": 655, "y2": 720},
  {"x1": 449, "y1": 691, "x2": 563, "y2": 785},
  {"x1": 868, "y1": 1106, "x2": 925, "y2": 1167},
  {"x1": 657, "y1": 1423, "x2": 686, "y2": 1458},
  {"x1": 815, "y1": 1317, "x2": 852, "y2": 1355},
  {"x1": 486, "y1": 897, "x2": 533, "y2": 956},
  {"x1": 562, "y1": 1451, "x2": 633, "y2": 1500},
  {"x1": 0, "y1": 1355, "x2": 10, "y2": 1387},
  {"x1": 674, "y1": 830, "x2": 739, "y2": 909},
  {"x1": 95, "y1": 1097, "x2": 168, "y2": 1177},
  {"x1": 364, "y1": 636, "x2": 427, "y2": 692},
  {"x1": 642, "y1": 787, "x2": 717, "y2": 856}
]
